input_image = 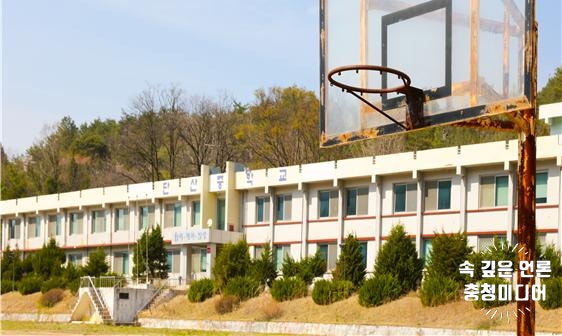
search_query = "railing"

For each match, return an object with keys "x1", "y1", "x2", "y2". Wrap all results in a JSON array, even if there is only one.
[
  {"x1": 130, "y1": 276, "x2": 184, "y2": 288},
  {"x1": 80, "y1": 276, "x2": 124, "y2": 288}
]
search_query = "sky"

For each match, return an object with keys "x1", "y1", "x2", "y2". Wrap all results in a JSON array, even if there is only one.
[{"x1": 2, "y1": 0, "x2": 561, "y2": 155}]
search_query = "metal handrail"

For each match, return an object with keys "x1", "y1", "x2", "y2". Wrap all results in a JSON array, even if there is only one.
[{"x1": 84, "y1": 276, "x2": 106, "y2": 313}]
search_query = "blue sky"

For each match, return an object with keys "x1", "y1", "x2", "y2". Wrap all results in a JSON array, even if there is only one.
[{"x1": 2, "y1": 1, "x2": 561, "y2": 155}]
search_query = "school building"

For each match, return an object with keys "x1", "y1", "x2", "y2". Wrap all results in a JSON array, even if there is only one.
[{"x1": 1, "y1": 103, "x2": 561, "y2": 283}]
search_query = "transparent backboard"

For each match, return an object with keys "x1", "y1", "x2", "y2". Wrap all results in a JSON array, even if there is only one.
[{"x1": 320, "y1": 0, "x2": 532, "y2": 147}]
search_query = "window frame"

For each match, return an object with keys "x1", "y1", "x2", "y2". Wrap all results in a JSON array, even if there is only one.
[
  {"x1": 191, "y1": 200, "x2": 201, "y2": 227},
  {"x1": 346, "y1": 186, "x2": 369, "y2": 216},
  {"x1": 138, "y1": 205, "x2": 155, "y2": 230},
  {"x1": 318, "y1": 243, "x2": 337, "y2": 271},
  {"x1": 318, "y1": 190, "x2": 338, "y2": 218},
  {"x1": 479, "y1": 175, "x2": 509, "y2": 208},
  {"x1": 536, "y1": 171, "x2": 548, "y2": 204},
  {"x1": 27, "y1": 216, "x2": 40, "y2": 238},
  {"x1": 69, "y1": 212, "x2": 83, "y2": 235},
  {"x1": 276, "y1": 194, "x2": 292, "y2": 221},
  {"x1": 393, "y1": 182, "x2": 417, "y2": 213},
  {"x1": 8, "y1": 218, "x2": 21, "y2": 239},
  {"x1": 424, "y1": 179, "x2": 452, "y2": 211},
  {"x1": 256, "y1": 196, "x2": 270, "y2": 223},
  {"x1": 113, "y1": 208, "x2": 129, "y2": 232},
  {"x1": 91, "y1": 210, "x2": 106, "y2": 234}
]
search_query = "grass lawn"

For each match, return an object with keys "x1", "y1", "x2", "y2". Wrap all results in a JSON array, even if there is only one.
[{"x1": 0, "y1": 321, "x2": 283, "y2": 336}]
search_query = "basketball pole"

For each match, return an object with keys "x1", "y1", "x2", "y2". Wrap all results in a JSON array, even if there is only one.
[{"x1": 516, "y1": 0, "x2": 537, "y2": 335}]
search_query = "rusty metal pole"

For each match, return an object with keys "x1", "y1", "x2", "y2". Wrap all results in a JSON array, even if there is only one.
[{"x1": 516, "y1": 1, "x2": 537, "y2": 335}]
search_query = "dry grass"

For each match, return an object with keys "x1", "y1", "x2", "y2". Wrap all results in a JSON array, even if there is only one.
[
  {"x1": 1, "y1": 290, "x2": 77, "y2": 314},
  {"x1": 141, "y1": 291, "x2": 562, "y2": 332}
]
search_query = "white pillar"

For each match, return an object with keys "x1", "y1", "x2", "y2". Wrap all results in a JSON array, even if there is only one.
[
  {"x1": 300, "y1": 187, "x2": 309, "y2": 258},
  {"x1": 373, "y1": 176, "x2": 383, "y2": 259},
  {"x1": 269, "y1": 188, "x2": 275, "y2": 244},
  {"x1": 458, "y1": 167, "x2": 467, "y2": 233},
  {"x1": 506, "y1": 165, "x2": 516, "y2": 244},
  {"x1": 206, "y1": 244, "x2": 216, "y2": 279},
  {"x1": 415, "y1": 173, "x2": 424, "y2": 258},
  {"x1": 336, "y1": 181, "x2": 344, "y2": 255}
]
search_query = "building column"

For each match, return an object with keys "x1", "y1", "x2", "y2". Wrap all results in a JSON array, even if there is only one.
[
  {"x1": 268, "y1": 187, "x2": 275, "y2": 244},
  {"x1": 415, "y1": 172, "x2": 424, "y2": 258},
  {"x1": 181, "y1": 198, "x2": 188, "y2": 228},
  {"x1": 559, "y1": 167, "x2": 562, "y2": 250},
  {"x1": 336, "y1": 181, "x2": 344, "y2": 255},
  {"x1": 206, "y1": 244, "x2": 216, "y2": 279},
  {"x1": 61, "y1": 210, "x2": 67, "y2": 247},
  {"x1": 20, "y1": 215, "x2": 26, "y2": 249},
  {"x1": 155, "y1": 200, "x2": 162, "y2": 228},
  {"x1": 300, "y1": 186, "x2": 309, "y2": 259},
  {"x1": 179, "y1": 246, "x2": 188, "y2": 285},
  {"x1": 458, "y1": 167, "x2": 467, "y2": 233},
  {"x1": 107, "y1": 206, "x2": 113, "y2": 245},
  {"x1": 41, "y1": 213, "x2": 48, "y2": 245},
  {"x1": 373, "y1": 176, "x2": 383, "y2": 258},
  {"x1": 506, "y1": 164, "x2": 516, "y2": 244}
]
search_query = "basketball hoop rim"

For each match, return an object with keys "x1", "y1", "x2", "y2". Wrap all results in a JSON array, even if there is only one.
[{"x1": 327, "y1": 64, "x2": 412, "y2": 94}]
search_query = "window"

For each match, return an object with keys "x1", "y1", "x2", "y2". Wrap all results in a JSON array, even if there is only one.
[
  {"x1": 217, "y1": 199, "x2": 225, "y2": 230},
  {"x1": 192, "y1": 201, "x2": 201, "y2": 226},
  {"x1": 318, "y1": 243, "x2": 337, "y2": 270},
  {"x1": 27, "y1": 217, "x2": 40, "y2": 238},
  {"x1": 68, "y1": 253, "x2": 82, "y2": 266},
  {"x1": 423, "y1": 239, "x2": 433, "y2": 265},
  {"x1": 69, "y1": 212, "x2": 83, "y2": 235},
  {"x1": 254, "y1": 246, "x2": 264, "y2": 259},
  {"x1": 113, "y1": 252, "x2": 129, "y2": 275},
  {"x1": 477, "y1": 235, "x2": 507, "y2": 252},
  {"x1": 48, "y1": 215, "x2": 61, "y2": 237},
  {"x1": 424, "y1": 180, "x2": 452, "y2": 211},
  {"x1": 274, "y1": 245, "x2": 291, "y2": 271},
  {"x1": 480, "y1": 176, "x2": 508, "y2": 207},
  {"x1": 191, "y1": 247, "x2": 207, "y2": 273},
  {"x1": 536, "y1": 172, "x2": 548, "y2": 204},
  {"x1": 139, "y1": 205, "x2": 155, "y2": 230},
  {"x1": 164, "y1": 203, "x2": 182, "y2": 228},
  {"x1": 359, "y1": 242, "x2": 367, "y2": 268},
  {"x1": 119, "y1": 293, "x2": 129, "y2": 300},
  {"x1": 394, "y1": 183, "x2": 417, "y2": 213},
  {"x1": 166, "y1": 250, "x2": 181, "y2": 273},
  {"x1": 346, "y1": 187, "x2": 368, "y2": 216},
  {"x1": 8, "y1": 218, "x2": 21, "y2": 239},
  {"x1": 276, "y1": 195, "x2": 292, "y2": 221},
  {"x1": 91, "y1": 210, "x2": 106, "y2": 233},
  {"x1": 319, "y1": 190, "x2": 338, "y2": 218},
  {"x1": 256, "y1": 196, "x2": 270, "y2": 223},
  {"x1": 114, "y1": 208, "x2": 129, "y2": 232}
]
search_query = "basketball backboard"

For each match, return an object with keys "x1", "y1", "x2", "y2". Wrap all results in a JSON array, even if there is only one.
[{"x1": 320, "y1": 0, "x2": 533, "y2": 147}]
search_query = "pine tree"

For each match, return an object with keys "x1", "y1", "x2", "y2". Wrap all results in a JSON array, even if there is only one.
[
  {"x1": 333, "y1": 234, "x2": 366, "y2": 287},
  {"x1": 132, "y1": 225, "x2": 168, "y2": 279},
  {"x1": 83, "y1": 247, "x2": 109, "y2": 277},
  {"x1": 426, "y1": 232, "x2": 472, "y2": 283},
  {"x1": 374, "y1": 225, "x2": 423, "y2": 293},
  {"x1": 32, "y1": 238, "x2": 66, "y2": 280},
  {"x1": 249, "y1": 242, "x2": 277, "y2": 286},
  {"x1": 538, "y1": 66, "x2": 562, "y2": 105}
]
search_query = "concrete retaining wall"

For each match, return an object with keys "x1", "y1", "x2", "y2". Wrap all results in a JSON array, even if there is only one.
[
  {"x1": 0, "y1": 313, "x2": 71, "y2": 322},
  {"x1": 138, "y1": 318, "x2": 561, "y2": 336}
]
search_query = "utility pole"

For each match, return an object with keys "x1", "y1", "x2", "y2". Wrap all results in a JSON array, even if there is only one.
[{"x1": 516, "y1": 0, "x2": 537, "y2": 335}]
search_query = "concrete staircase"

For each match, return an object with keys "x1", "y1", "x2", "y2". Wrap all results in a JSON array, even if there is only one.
[{"x1": 88, "y1": 286, "x2": 113, "y2": 325}]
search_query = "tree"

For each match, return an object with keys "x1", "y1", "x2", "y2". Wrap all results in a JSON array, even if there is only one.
[
  {"x1": 132, "y1": 225, "x2": 168, "y2": 279},
  {"x1": 426, "y1": 232, "x2": 472, "y2": 283},
  {"x1": 538, "y1": 66, "x2": 562, "y2": 105},
  {"x1": 212, "y1": 239, "x2": 251, "y2": 291},
  {"x1": 0, "y1": 146, "x2": 31, "y2": 200},
  {"x1": 332, "y1": 234, "x2": 366, "y2": 287},
  {"x1": 249, "y1": 242, "x2": 277, "y2": 287},
  {"x1": 374, "y1": 224, "x2": 423, "y2": 293},
  {"x1": 83, "y1": 247, "x2": 109, "y2": 277},
  {"x1": 32, "y1": 238, "x2": 66, "y2": 280}
]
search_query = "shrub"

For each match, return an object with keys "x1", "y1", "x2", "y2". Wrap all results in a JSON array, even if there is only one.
[
  {"x1": 281, "y1": 252, "x2": 326, "y2": 284},
  {"x1": 1, "y1": 280, "x2": 15, "y2": 294},
  {"x1": 472, "y1": 277, "x2": 511, "y2": 309},
  {"x1": 270, "y1": 277, "x2": 307, "y2": 302},
  {"x1": 18, "y1": 275, "x2": 42, "y2": 295},
  {"x1": 426, "y1": 232, "x2": 472, "y2": 284},
  {"x1": 224, "y1": 276, "x2": 260, "y2": 301},
  {"x1": 39, "y1": 288, "x2": 65, "y2": 307},
  {"x1": 249, "y1": 243, "x2": 277, "y2": 287},
  {"x1": 333, "y1": 234, "x2": 366, "y2": 287},
  {"x1": 358, "y1": 274, "x2": 402, "y2": 307},
  {"x1": 541, "y1": 245, "x2": 562, "y2": 278},
  {"x1": 260, "y1": 298, "x2": 282, "y2": 320},
  {"x1": 214, "y1": 295, "x2": 240, "y2": 314},
  {"x1": 374, "y1": 225, "x2": 423, "y2": 294},
  {"x1": 469, "y1": 237, "x2": 516, "y2": 281},
  {"x1": 188, "y1": 279, "x2": 214, "y2": 303},
  {"x1": 67, "y1": 278, "x2": 80, "y2": 295},
  {"x1": 41, "y1": 276, "x2": 66, "y2": 293},
  {"x1": 213, "y1": 240, "x2": 251, "y2": 291},
  {"x1": 32, "y1": 238, "x2": 65, "y2": 280},
  {"x1": 83, "y1": 247, "x2": 109, "y2": 277},
  {"x1": 311, "y1": 280, "x2": 332, "y2": 305},
  {"x1": 539, "y1": 277, "x2": 562, "y2": 310},
  {"x1": 419, "y1": 276, "x2": 460, "y2": 307},
  {"x1": 312, "y1": 280, "x2": 354, "y2": 305}
]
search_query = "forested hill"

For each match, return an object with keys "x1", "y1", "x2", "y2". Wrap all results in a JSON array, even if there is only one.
[{"x1": 2, "y1": 66, "x2": 561, "y2": 200}]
